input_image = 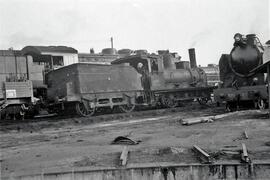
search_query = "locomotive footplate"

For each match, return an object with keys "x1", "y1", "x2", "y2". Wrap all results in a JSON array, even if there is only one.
[
  {"x1": 152, "y1": 86, "x2": 214, "y2": 107},
  {"x1": 214, "y1": 85, "x2": 268, "y2": 107}
]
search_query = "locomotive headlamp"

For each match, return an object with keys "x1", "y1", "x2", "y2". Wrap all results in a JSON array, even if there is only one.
[
  {"x1": 253, "y1": 77, "x2": 258, "y2": 83},
  {"x1": 137, "y1": 62, "x2": 143, "y2": 69},
  {"x1": 234, "y1": 33, "x2": 242, "y2": 42}
]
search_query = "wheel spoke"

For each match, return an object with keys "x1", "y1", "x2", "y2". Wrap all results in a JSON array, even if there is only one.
[
  {"x1": 162, "y1": 96, "x2": 177, "y2": 108},
  {"x1": 119, "y1": 104, "x2": 135, "y2": 113},
  {"x1": 75, "y1": 102, "x2": 95, "y2": 117},
  {"x1": 197, "y1": 97, "x2": 208, "y2": 105},
  {"x1": 119, "y1": 96, "x2": 135, "y2": 113},
  {"x1": 258, "y1": 99, "x2": 265, "y2": 110}
]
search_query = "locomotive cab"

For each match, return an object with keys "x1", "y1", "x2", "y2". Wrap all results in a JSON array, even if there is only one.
[{"x1": 111, "y1": 54, "x2": 160, "y2": 91}]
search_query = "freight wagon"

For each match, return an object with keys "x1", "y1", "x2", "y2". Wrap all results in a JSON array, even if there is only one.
[
  {"x1": 46, "y1": 63, "x2": 143, "y2": 116},
  {"x1": 0, "y1": 50, "x2": 33, "y2": 119}
]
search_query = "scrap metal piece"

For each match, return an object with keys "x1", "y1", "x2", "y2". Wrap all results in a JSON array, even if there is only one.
[
  {"x1": 181, "y1": 116, "x2": 214, "y2": 125},
  {"x1": 34, "y1": 113, "x2": 57, "y2": 118},
  {"x1": 192, "y1": 145, "x2": 213, "y2": 164},
  {"x1": 120, "y1": 146, "x2": 129, "y2": 166},
  {"x1": 112, "y1": 136, "x2": 140, "y2": 145},
  {"x1": 243, "y1": 130, "x2": 249, "y2": 139},
  {"x1": 241, "y1": 143, "x2": 250, "y2": 163}
]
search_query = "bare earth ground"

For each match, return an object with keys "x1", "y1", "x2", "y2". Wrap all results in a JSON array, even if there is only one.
[{"x1": 1, "y1": 104, "x2": 270, "y2": 177}]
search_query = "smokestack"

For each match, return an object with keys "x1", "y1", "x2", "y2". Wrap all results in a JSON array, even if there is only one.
[{"x1": 188, "y1": 48, "x2": 197, "y2": 68}]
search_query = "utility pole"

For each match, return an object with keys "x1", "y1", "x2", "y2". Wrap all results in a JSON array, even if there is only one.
[{"x1": 111, "y1": 37, "x2": 114, "y2": 49}]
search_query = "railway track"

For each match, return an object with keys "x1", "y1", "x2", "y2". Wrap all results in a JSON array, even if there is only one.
[{"x1": 0, "y1": 102, "x2": 224, "y2": 132}]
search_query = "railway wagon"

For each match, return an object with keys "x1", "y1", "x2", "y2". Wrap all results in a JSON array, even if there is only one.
[
  {"x1": 112, "y1": 49, "x2": 213, "y2": 107},
  {"x1": 46, "y1": 63, "x2": 143, "y2": 116},
  {"x1": 214, "y1": 34, "x2": 268, "y2": 110},
  {"x1": 0, "y1": 50, "x2": 33, "y2": 119}
]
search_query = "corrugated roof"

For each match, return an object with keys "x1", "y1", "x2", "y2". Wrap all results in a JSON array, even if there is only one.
[
  {"x1": 111, "y1": 54, "x2": 154, "y2": 64},
  {"x1": 21, "y1": 46, "x2": 78, "y2": 55},
  {"x1": 78, "y1": 53, "x2": 119, "y2": 58}
]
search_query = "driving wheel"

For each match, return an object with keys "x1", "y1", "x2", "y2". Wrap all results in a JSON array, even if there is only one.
[{"x1": 75, "y1": 102, "x2": 95, "y2": 117}]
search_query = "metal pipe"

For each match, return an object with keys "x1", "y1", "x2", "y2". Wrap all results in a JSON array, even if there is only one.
[
  {"x1": 267, "y1": 64, "x2": 270, "y2": 119},
  {"x1": 26, "y1": 55, "x2": 29, "y2": 80},
  {"x1": 14, "y1": 50, "x2": 18, "y2": 81},
  {"x1": 50, "y1": 55, "x2": 54, "y2": 70}
]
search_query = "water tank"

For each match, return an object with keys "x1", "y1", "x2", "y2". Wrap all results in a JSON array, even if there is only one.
[
  {"x1": 118, "y1": 49, "x2": 133, "y2": 55},
  {"x1": 102, "y1": 48, "x2": 117, "y2": 55},
  {"x1": 134, "y1": 50, "x2": 148, "y2": 55},
  {"x1": 157, "y1": 50, "x2": 169, "y2": 55}
]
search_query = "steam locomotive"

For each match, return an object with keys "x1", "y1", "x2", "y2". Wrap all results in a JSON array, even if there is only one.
[{"x1": 214, "y1": 33, "x2": 268, "y2": 111}]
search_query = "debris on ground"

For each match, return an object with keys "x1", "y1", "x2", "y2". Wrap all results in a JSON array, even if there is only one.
[
  {"x1": 170, "y1": 147, "x2": 185, "y2": 154},
  {"x1": 34, "y1": 113, "x2": 57, "y2": 119},
  {"x1": 243, "y1": 130, "x2": 249, "y2": 139},
  {"x1": 112, "y1": 136, "x2": 141, "y2": 145},
  {"x1": 181, "y1": 110, "x2": 264, "y2": 125},
  {"x1": 220, "y1": 145, "x2": 240, "y2": 155},
  {"x1": 192, "y1": 145, "x2": 213, "y2": 164},
  {"x1": 181, "y1": 116, "x2": 214, "y2": 125},
  {"x1": 74, "y1": 156, "x2": 97, "y2": 167},
  {"x1": 241, "y1": 143, "x2": 250, "y2": 163},
  {"x1": 120, "y1": 146, "x2": 129, "y2": 166},
  {"x1": 220, "y1": 150, "x2": 239, "y2": 155},
  {"x1": 233, "y1": 131, "x2": 250, "y2": 141}
]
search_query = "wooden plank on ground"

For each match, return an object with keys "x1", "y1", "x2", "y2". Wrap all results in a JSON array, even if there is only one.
[{"x1": 120, "y1": 146, "x2": 129, "y2": 166}]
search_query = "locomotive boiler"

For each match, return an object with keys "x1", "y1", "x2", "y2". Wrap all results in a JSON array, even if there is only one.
[
  {"x1": 161, "y1": 49, "x2": 206, "y2": 87},
  {"x1": 214, "y1": 33, "x2": 268, "y2": 110}
]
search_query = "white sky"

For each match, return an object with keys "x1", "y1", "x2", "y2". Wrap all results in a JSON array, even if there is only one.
[{"x1": 0, "y1": 0, "x2": 269, "y2": 66}]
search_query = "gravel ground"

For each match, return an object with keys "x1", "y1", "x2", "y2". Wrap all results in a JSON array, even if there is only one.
[{"x1": 1, "y1": 103, "x2": 269, "y2": 177}]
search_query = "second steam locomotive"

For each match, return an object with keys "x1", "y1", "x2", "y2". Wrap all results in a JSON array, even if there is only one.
[{"x1": 214, "y1": 33, "x2": 269, "y2": 110}]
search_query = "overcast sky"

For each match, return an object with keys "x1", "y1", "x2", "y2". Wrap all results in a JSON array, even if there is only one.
[{"x1": 0, "y1": 0, "x2": 269, "y2": 65}]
